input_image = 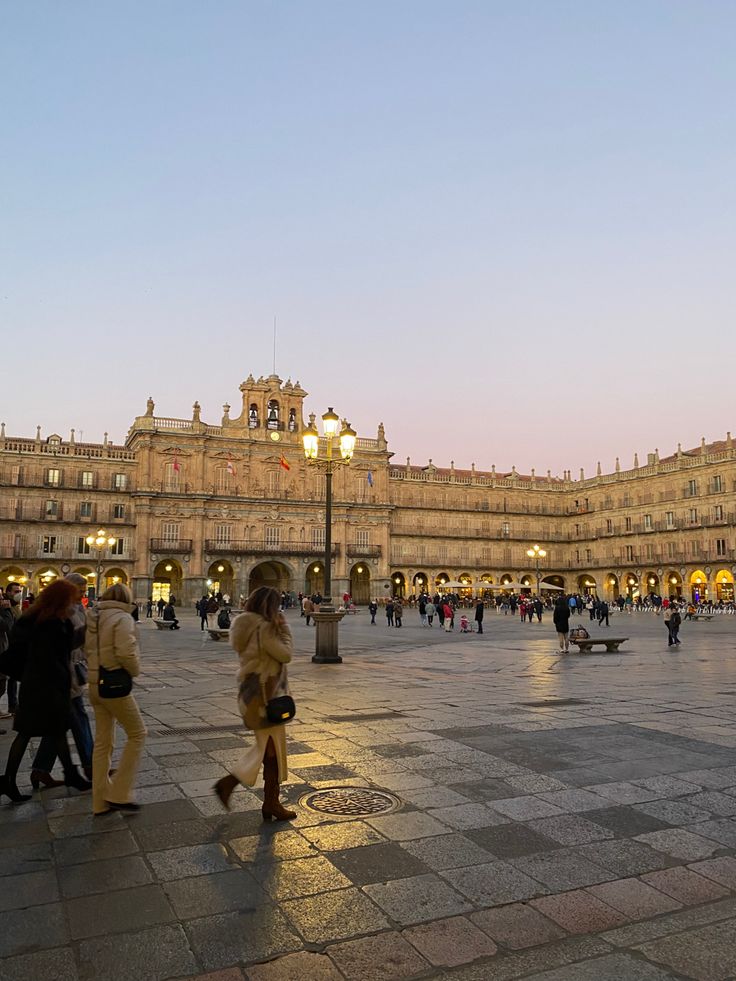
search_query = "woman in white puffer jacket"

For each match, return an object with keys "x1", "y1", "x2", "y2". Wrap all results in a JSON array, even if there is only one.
[{"x1": 85, "y1": 583, "x2": 145, "y2": 815}]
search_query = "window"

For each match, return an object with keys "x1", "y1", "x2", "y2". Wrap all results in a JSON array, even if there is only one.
[
  {"x1": 356, "y1": 529, "x2": 370, "y2": 546},
  {"x1": 81, "y1": 471, "x2": 94, "y2": 488},
  {"x1": 715, "y1": 538, "x2": 727, "y2": 556},
  {"x1": 268, "y1": 471, "x2": 281, "y2": 496},
  {"x1": 77, "y1": 537, "x2": 91, "y2": 554},
  {"x1": 689, "y1": 507, "x2": 698, "y2": 524},
  {"x1": 10, "y1": 465, "x2": 21, "y2": 486},
  {"x1": 42, "y1": 535, "x2": 57, "y2": 554},
  {"x1": 438, "y1": 545, "x2": 448, "y2": 562},
  {"x1": 214, "y1": 524, "x2": 232, "y2": 545},
  {"x1": 265, "y1": 526, "x2": 280, "y2": 547},
  {"x1": 161, "y1": 522, "x2": 180, "y2": 543},
  {"x1": 645, "y1": 543, "x2": 654, "y2": 559},
  {"x1": 311, "y1": 527, "x2": 325, "y2": 547},
  {"x1": 501, "y1": 522, "x2": 510, "y2": 537},
  {"x1": 481, "y1": 546, "x2": 492, "y2": 563},
  {"x1": 625, "y1": 517, "x2": 632, "y2": 531},
  {"x1": 666, "y1": 511, "x2": 675, "y2": 528},
  {"x1": 668, "y1": 541, "x2": 676, "y2": 558},
  {"x1": 79, "y1": 502, "x2": 92, "y2": 518},
  {"x1": 45, "y1": 500, "x2": 58, "y2": 517},
  {"x1": 644, "y1": 514, "x2": 652, "y2": 530},
  {"x1": 625, "y1": 545, "x2": 634, "y2": 561},
  {"x1": 113, "y1": 473, "x2": 127, "y2": 490},
  {"x1": 715, "y1": 504, "x2": 724, "y2": 521},
  {"x1": 713, "y1": 475, "x2": 723, "y2": 492},
  {"x1": 586, "y1": 548, "x2": 592, "y2": 562},
  {"x1": 113, "y1": 504, "x2": 125, "y2": 519},
  {"x1": 215, "y1": 468, "x2": 232, "y2": 493},
  {"x1": 111, "y1": 538, "x2": 124, "y2": 555},
  {"x1": 46, "y1": 468, "x2": 60, "y2": 486},
  {"x1": 164, "y1": 463, "x2": 180, "y2": 490},
  {"x1": 688, "y1": 479, "x2": 697, "y2": 496},
  {"x1": 606, "y1": 519, "x2": 613, "y2": 533},
  {"x1": 575, "y1": 549, "x2": 580, "y2": 562},
  {"x1": 266, "y1": 399, "x2": 280, "y2": 429}
]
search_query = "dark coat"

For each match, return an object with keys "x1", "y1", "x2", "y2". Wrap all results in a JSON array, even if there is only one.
[
  {"x1": 553, "y1": 604, "x2": 570, "y2": 632},
  {"x1": 13, "y1": 615, "x2": 74, "y2": 737},
  {"x1": 475, "y1": 602, "x2": 484, "y2": 622}
]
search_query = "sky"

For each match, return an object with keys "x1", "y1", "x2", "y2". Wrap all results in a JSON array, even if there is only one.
[{"x1": 2, "y1": 1, "x2": 735, "y2": 478}]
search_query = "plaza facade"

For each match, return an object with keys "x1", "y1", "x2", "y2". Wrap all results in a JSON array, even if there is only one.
[{"x1": 1, "y1": 373, "x2": 734, "y2": 606}]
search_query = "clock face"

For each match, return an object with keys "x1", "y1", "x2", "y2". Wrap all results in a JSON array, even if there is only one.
[{"x1": 269, "y1": 431, "x2": 281, "y2": 442}]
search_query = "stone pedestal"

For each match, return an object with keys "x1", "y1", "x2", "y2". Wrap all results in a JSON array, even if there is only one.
[{"x1": 312, "y1": 606, "x2": 346, "y2": 663}]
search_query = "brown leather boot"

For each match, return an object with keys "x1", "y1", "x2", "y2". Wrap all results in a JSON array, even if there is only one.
[
  {"x1": 213, "y1": 774, "x2": 239, "y2": 810},
  {"x1": 262, "y1": 755, "x2": 296, "y2": 822}
]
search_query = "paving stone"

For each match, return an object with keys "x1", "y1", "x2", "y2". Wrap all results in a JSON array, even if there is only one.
[
  {"x1": 0, "y1": 947, "x2": 79, "y2": 981},
  {"x1": 599, "y1": 897, "x2": 736, "y2": 948},
  {"x1": 441, "y1": 861, "x2": 547, "y2": 906},
  {"x1": 465, "y1": 822, "x2": 560, "y2": 859},
  {"x1": 504, "y1": 774, "x2": 569, "y2": 794},
  {"x1": 635, "y1": 828, "x2": 721, "y2": 862},
  {"x1": 122, "y1": 798, "x2": 202, "y2": 827},
  {"x1": 587, "y1": 877, "x2": 681, "y2": 919},
  {"x1": 0, "y1": 869, "x2": 59, "y2": 911},
  {"x1": 427, "y1": 802, "x2": 509, "y2": 830},
  {"x1": 684, "y1": 791, "x2": 736, "y2": 817},
  {"x1": 228, "y1": 830, "x2": 317, "y2": 863},
  {"x1": 402, "y1": 915, "x2": 498, "y2": 967},
  {"x1": 633, "y1": 775, "x2": 704, "y2": 797},
  {"x1": 429, "y1": 935, "x2": 616, "y2": 980},
  {"x1": 281, "y1": 887, "x2": 390, "y2": 943},
  {"x1": 517, "y1": 951, "x2": 683, "y2": 980},
  {"x1": 469, "y1": 902, "x2": 567, "y2": 950},
  {"x1": 510, "y1": 849, "x2": 614, "y2": 891},
  {"x1": 680, "y1": 768, "x2": 736, "y2": 790},
  {"x1": 637, "y1": 917, "x2": 736, "y2": 981},
  {"x1": 689, "y1": 856, "x2": 736, "y2": 889},
  {"x1": 487, "y1": 796, "x2": 564, "y2": 821},
  {"x1": 0, "y1": 841, "x2": 52, "y2": 877},
  {"x1": 328, "y1": 931, "x2": 430, "y2": 980},
  {"x1": 365, "y1": 811, "x2": 450, "y2": 840},
  {"x1": 48, "y1": 813, "x2": 126, "y2": 839},
  {"x1": 77, "y1": 923, "x2": 197, "y2": 981},
  {"x1": 399, "y1": 786, "x2": 471, "y2": 808},
  {"x1": 400, "y1": 833, "x2": 494, "y2": 870},
  {"x1": 51, "y1": 827, "x2": 139, "y2": 867},
  {"x1": 641, "y1": 867, "x2": 730, "y2": 905},
  {"x1": 633, "y1": 799, "x2": 713, "y2": 826},
  {"x1": 67, "y1": 883, "x2": 176, "y2": 939},
  {"x1": 526, "y1": 814, "x2": 614, "y2": 846},
  {"x1": 59, "y1": 855, "x2": 152, "y2": 898},
  {"x1": 575, "y1": 839, "x2": 673, "y2": 877},
  {"x1": 536, "y1": 789, "x2": 613, "y2": 813},
  {"x1": 133, "y1": 818, "x2": 215, "y2": 851},
  {"x1": 690, "y1": 818, "x2": 736, "y2": 848},
  {"x1": 581, "y1": 805, "x2": 670, "y2": 837},
  {"x1": 245, "y1": 951, "x2": 341, "y2": 981},
  {"x1": 149, "y1": 843, "x2": 235, "y2": 880},
  {"x1": 251, "y1": 855, "x2": 351, "y2": 900},
  {"x1": 584, "y1": 782, "x2": 661, "y2": 805},
  {"x1": 299, "y1": 820, "x2": 386, "y2": 851},
  {"x1": 189, "y1": 970, "x2": 245, "y2": 981},
  {"x1": 530, "y1": 890, "x2": 628, "y2": 934},
  {"x1": 0, "y1": 903, "x2": 68, "y2": 957},
  {"x1": 186, "y1": 906, "x2": 301, "y2": 970},
  {"x1": 163, "y1": 869, "x2": 268, "y2": 918},
  {"x1": 328, "y1": 841, "x2": 428, "y2": 885},
  {"x1": 364, "y1": 872, "x2": 472, "y2": 925}
]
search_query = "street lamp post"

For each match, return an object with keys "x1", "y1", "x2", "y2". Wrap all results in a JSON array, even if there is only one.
[
  {"x1": 526, "y1": 544, "x2": 547, "y2": 597},
  {"x1": 86, "y1": 528, "x2": 116, "y2": 601},
  {"x1": 302, "y1": 409, "x2": 357, "y2": 663}
]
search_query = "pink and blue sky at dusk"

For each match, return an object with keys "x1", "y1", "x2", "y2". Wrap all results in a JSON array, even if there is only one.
[{"x1": 2, "y1": 2, "x2": 734, "y2": 478}]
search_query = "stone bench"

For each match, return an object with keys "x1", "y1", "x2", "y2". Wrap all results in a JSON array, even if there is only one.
[
  {"x1": 207, "y1": 628, "x2": 230, "y2": 641},
  {"x1": 571, "y1": 637, "x2": 628, "y2": 653},
  {"x1": 153, "y1": 619, "x2": 178, "y2": 630}
]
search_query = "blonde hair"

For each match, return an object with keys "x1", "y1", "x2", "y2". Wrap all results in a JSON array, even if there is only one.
[{"x1": 100, "y1": 583, "x2": 132, "y2": 604}]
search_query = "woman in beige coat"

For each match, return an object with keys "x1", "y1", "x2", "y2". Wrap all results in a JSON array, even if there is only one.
[
  {"x1": 214, "y1": 586, "x2": 295, "y2": 820},
  {"x1": 85, "y1": 583, "x2": 145, "y2": 815}
]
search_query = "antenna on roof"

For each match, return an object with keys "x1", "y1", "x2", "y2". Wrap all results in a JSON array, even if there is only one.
[{"x1": 273, "y1": 315, "x2": 277, "y2": 375}]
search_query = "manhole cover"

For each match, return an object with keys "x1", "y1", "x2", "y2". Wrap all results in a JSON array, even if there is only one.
[{"x1": 300, "y1": 787, "x2": 401, "y2": 817}]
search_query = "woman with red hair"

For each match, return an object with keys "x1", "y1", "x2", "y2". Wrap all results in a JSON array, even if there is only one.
[{"x1": 0, "y1": 579, "x2": 92, "y2": 803}]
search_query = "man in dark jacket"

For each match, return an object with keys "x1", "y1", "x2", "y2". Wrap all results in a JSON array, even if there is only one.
[
  {"x1": 0, "y1": 583, "x2": 23, "y2": 721},
  {"x1": 553, "y1": 598, "x2": 571, "y2": 653},
  {"x1": 162, "y1": 602, "x2": 180, "y2": 629},
  {"x1": 474, "y1": 600, "x2": 484, "y2": 634}
]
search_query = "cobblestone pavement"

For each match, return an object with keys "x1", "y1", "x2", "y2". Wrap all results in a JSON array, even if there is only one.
[{"x1": 3, "y1": 607, "x2": 736, "y2": 980}]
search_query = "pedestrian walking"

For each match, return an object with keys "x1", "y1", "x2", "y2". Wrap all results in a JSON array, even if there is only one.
[
  {"x1": 474, "y1": 600, "x2": 484, "y2": 634},
  {"x1": 553, "y1": 597, "x2": 571, "y2": 654},
  {"x1": 394, "y1": 599, "x2": 403, "y2": 627},
  {"x1": 85, "y1": 583, "x2": 145, "y2": 815},
  {"x1": 425, "y1": 600, "x2": 435, "y2": 626},
  {"x1": 386, "y1": 600, "x2": 394, "y2": 627},
  {"x1": 368, "y1": 599, "x2": 377, "y2": 625},
  {"x1": 199, "y1": 594, "x2": 210, "y2": 631},
  {"x1": 214, "y1": 586, "x2": 296, "y2": 821},
  {"x1": 670, "y1": 607, "x2": 682, "y2": 645},
  {"x1": 302, "y1": 596, "x2": 314, "y2": 626}
]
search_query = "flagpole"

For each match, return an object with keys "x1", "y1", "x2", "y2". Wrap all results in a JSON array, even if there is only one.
[{"x1": 273, "y1": 315, "x2": 277, "y2": 375}]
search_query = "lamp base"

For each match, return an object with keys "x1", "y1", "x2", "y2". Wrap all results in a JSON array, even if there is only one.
[{"x1": 312, "y1": 607, "x2": 346, "y2": 664}]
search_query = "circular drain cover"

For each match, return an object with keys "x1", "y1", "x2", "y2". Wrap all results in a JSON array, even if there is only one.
[{"x1": 300, "y1": 786, "x2": 401, "y2": 817}]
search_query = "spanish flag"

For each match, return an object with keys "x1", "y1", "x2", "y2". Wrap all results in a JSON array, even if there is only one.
[{"x1": 279, "y1": 454, "x2": 290, "y2": 472}]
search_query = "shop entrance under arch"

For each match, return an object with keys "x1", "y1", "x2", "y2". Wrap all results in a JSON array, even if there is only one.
[
  {"x1": 715, "y1": 569, "x2": 734, "y2": 602},
  {"x1": 690, "y1": 570, "x2": 708, "y2": 602},
  {"x1": 207, "y1": 559, "x2": 235, "y2": 599},
  {"x1": 250, "y1": 560, "x2": 293, "y2": 596},
  {"x1": 391, "y1": 572, "x2": 406, "y2": 598},
  {"x1": 644, "y1": 573, "x2": 660, "y2": 596},
  {"x1": 152, "y1": 559, "x2": 183, "y2": 604},
  {"x1": 578, "y1": 575, "x2": 597, "y2": 596},
  {"x1": 349, "y1": 563, "x2": 371, "y2": 605},
  {"x1": 624, "y1": 574, "x2": 639, "y2": 599},
  {"x1": 666, "y1": 571, "x2": 682, "y2": 599},
  {"x1": 606, "y1": 574, "x2": 620, "y2": 600},
  {"x1": 412, "y1": 571, "x2": 430, "y2": 595}
]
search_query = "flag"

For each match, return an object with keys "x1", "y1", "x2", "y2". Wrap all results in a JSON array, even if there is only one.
[
  {"x1": 279, "y1": 454, "x2": 290, "y2": 472},
  {"x1": 173, "y1": 456, "x2": 181, "y2": 473},
  {"x1": 367, "y1": 470, "x2": 373, "y2": 487},
  {"x1": 226, "y1": 456, "x2": 236, "y2": 477}
]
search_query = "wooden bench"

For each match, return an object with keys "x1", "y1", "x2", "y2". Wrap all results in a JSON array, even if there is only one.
[
  {"x1": 571, "y1": 637, "x2": 628, "y2": 653},
  {"x1": 207, "y1": 628, "x2": 230, "y2": 641},
  {"x1": 154, "y1": 619, "x2": 178, "y2": 630},
  {"x1": 689, "y1": 614, "x2": 714, "y2": 622}
]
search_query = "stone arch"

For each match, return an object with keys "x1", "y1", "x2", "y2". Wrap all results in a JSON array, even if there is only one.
[
  {"x1": 690, "y1": 569, "x2": 708, "y2": 602},
  {"x1": 577, "y1": 574, "x2": 596, "y2": 595},
  {"x1": 412, "y1": 571, "x2": 430, "y2": 594},
  {"x1": 715, "y1": 569, "x2": 734, "y2": 602},
  {"x1": 0, "y1": 565, "x2": 26, "y2": 590},
  {"x1": 350, "y1": 563, "x2": 371, "y2": 605},
  {"x1": 624, "y1": 573, "x2": 639, "y2": 598},
  {"x1": 207, "y1": 559, "x2": 235, "y2": 598},
  {"x1": 435, "y1": 572, "x2": 450, "y2": 588},
  {"x1": 391, "y1": 571, "x2": 406, "y2": 598},
  {"x1": 249, "y1": 559, "x2": 295, "y2": 596},
  {"x1": 152, "y1": 558, "x2": 184, "y2": 604},
  {"x1": 666, "y1": 570, "x2": 682, "y2": 599},
  {"x1": 37, "y1": 567, "x2": 61, "y2": 591},
  {"x1": 104, "y1": 568, "x2": 128, "y2": 589},
  {"x1": 605, "y1": 573, "x2": 620, "y2": 600},
  {"x1": 644, "y1": 572, "x2": 660, "y2": 596},
  {"x1": 520, "y1": 574, "x2": 533, "y2": 593}
]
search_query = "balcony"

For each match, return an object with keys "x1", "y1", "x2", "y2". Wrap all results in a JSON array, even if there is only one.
[
  {"x1": 203, "y1": 540, "x2": 340, "y2": 557},
  {"x1": 346, "y1": 544, "x2": 382, "y2": 558},
  {"x1": 150, "y1": 538, "x2": 193, "y2": 554}
]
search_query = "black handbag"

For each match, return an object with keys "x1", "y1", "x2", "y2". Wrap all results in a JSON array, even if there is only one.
[
  {"x1": 94, "y1": 611, "x2": 133, "y2": 699},
  {"x1": 266, "y1": 694, "x2": 296, "y2": 725}
]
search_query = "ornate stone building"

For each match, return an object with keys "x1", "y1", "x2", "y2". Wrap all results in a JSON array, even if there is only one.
[{"x1": 1, "y1": 374, "x2": 734, "y2": 606}]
